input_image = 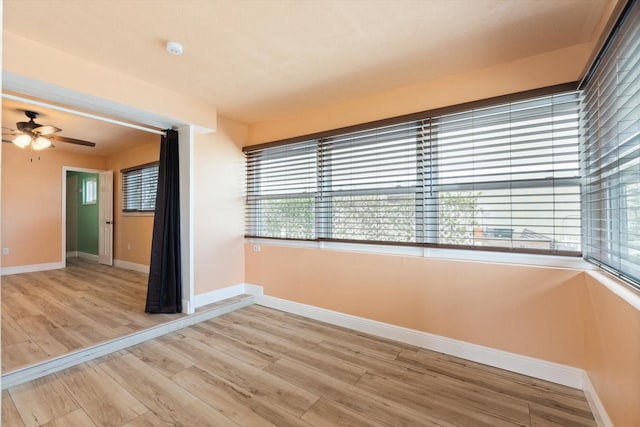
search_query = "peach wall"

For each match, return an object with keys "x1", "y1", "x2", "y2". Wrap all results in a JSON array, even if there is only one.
[
  {"x1": 248, "y1": 43, "x2": 592, "y2": 144},
  {"x1": 1, "y1": 144, "x2": 106, "y2": 267},
  {"x1": 245, "y1": 243, "x2": 640, "y2": 423},
  {"x1": 105, "y1": 136, "x2": 160, "y2": 266},
  {"x1": 584, "y1": 273, "x2": 640, "y2": 426},
  {"x1": 244, "y1": 244, "x2": 586, "y2": 367},
  {"x1": 193, "y1": 116, "x2": 247, "y2": 295},
  {"x1": 3, "y1": 32, "x2": 216, "y2": 132}
]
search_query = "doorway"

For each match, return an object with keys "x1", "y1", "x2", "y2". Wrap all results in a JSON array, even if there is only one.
[{"x1": 62, "y1": 167, "x2": 113, "y2": 268}]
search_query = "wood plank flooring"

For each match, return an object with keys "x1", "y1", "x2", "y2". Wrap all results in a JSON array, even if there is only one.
[
  {"x1": 3, "y1": 304, "x2": 597, "y2": 426},
  {"x1": 2, "y1": 258, "x2": 182, "y2": 373}
]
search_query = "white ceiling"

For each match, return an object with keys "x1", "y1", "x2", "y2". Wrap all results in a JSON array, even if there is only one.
[{"x1": 3, "y1": 0, "x2": 616, "y2": 127}]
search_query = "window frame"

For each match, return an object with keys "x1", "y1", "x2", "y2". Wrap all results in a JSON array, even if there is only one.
[
  {"x1": 580, "y1": 0, "x2": 640, "y2": 288},
  {"x1": 121, "y1": 161, "x2": 159, "y2": 215},
  {"x1": 82, "y1": 176, "x2": 97, "y2": 205},
  {"x1": 244, "y1": 84, "x2": 582, "y2": 257}
]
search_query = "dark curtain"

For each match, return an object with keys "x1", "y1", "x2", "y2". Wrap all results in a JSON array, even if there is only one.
[{"x1": 146, "y1": 129, "x2": 182, "y2": 313}]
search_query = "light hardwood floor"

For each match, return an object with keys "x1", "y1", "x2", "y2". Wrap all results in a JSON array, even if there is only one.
[
  {"x1": 3, "y1": 304, "x2": 597, "y2": 426},
  {"x1": 2, "y1": 258, "x2": 182, "y2": 373}
]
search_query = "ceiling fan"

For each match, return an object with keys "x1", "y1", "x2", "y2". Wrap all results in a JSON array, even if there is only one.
[{"x1": 2, "y1": 110, "x2": 96, "y2": 150}]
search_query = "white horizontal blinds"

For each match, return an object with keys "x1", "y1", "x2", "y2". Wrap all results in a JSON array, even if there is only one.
[
  {"x1": 582, "y1": 1, "x2": 640, "y2": 284},
  {"x1": 431, "y1": 93, "x2": 582, "y2": 253},
  {"x1": 245, "y1": 90, "x2": 581, "y2": 255},
  {"x1": 320, "y1": 122, "x2": 421, "y2": 242},
  {"x1": 122, "y1": 163, "x2": 159, "y2": 212},
  {"x1": 245, "y1": 140, "x2": 318, "y2": 239}
]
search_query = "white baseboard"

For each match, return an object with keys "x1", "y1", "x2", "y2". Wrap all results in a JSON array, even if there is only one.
[
  {"x1": 1, "y1": 262, "x2": 65, "y2": 276},
  {"x1": 66, "y1": 251, "x2": 78, "y2": 258},
  {"x1": 193, "y1": 283, "x2": 264, "y2": 310},
  {"x1": 77, "y1": 251, "x2": 99, "y2": 262},
  {"x1": 113, "y1": 259, "x2": 150, "y2": 273},
  {"x1": 243, "y1": 283, "x2": 264, "y2": 297},
  {"x1": 584, "y1": 373, "x2": 613, "y2": 427},
  {"x1": 256, "y1": 293, "x2": 585, "y2": 390}
]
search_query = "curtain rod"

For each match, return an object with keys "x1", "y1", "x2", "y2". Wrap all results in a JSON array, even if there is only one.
[{"x1": 2, "y1": 93, "x2": 166, "y2": 136}]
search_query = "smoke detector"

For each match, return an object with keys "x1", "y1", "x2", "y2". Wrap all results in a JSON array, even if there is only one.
[{"x1": 166, "y1": 41, "x2": 184, "y2": 56}]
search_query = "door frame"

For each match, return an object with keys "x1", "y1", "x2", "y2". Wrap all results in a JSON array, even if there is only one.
[
  {"x1": 6, "y1": 73, "x2": 198, "y2": 314},
  {"x1": 62, "y1": 166, "x2": 108, "y2": 268}
]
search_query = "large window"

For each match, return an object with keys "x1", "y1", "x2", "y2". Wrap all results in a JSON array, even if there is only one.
[
  {"x1": 245, "y1": 91, "x2": 581, "y2": 256},
  {"x1": 582, "y1": 1, "x2": 640, "y2": 285},
  {"x1": 122, "y1": 162, "x2": 159, "y2": 213}
]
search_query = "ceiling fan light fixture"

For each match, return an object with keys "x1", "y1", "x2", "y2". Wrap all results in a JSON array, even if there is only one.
[
  {"x1": 32, "y1": 136, "x2": 52, "y2": 151},
  {"x1": 13, "y1": 134, "x2": 31, "y2": 148}
]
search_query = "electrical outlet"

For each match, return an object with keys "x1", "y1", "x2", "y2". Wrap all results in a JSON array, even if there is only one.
[
  {"x1": 127, "y1": 243, "x2": 132, "y2": 250},
  {"x1": 253, "y1": 245, "x2": 261, "y2": 252},
  {"x1": 2, "y1": 248, "x2": 9, "y2": 255}
]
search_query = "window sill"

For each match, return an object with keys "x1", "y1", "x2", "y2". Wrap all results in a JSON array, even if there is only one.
[
  {"x1": 122, "y1": 212, "x2": 154, "y2": 217},
  {"x1": 246, "y1": 238, "x2": 595, "y2": 270}
]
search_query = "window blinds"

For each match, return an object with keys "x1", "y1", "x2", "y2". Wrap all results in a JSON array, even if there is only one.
[
  {"x1": 122, "y1": 163, "x2": 159, "y2": 213},
  {"x1": 431, "y1": 92, "x2": 581, "y2": 253},
  {"x1": 245, "y1": 91, "x2": 581, "y2": 255},
  {"x1": 582, "y1": 1, "x2": 640, "y2": 285},
  {"x1": 245, "y1": 141, "x2": 318, "y2": 239}
]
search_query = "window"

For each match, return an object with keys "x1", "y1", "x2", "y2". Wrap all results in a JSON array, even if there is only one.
[
  {"x1": 245, "y1": 91, "x2": 581, "y2": 256},
  {"x1": 582, "y1": 1, "x2": 640, "y2": 286},
  {"x1": 122, "y1": 162, "x2": 159, "y2": 213},
  {"x1": 83, "y1": 176, "x2": 97, "y2": 205}
]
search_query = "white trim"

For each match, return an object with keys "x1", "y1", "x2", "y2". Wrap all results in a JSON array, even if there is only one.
[
  {"x1": 193, "y1": 284, "x2": 245, "y2": 308},
  {"x1": 193, "y1": 283, "x2": 264, "y2": 309},
  {"x1": 113, "y1": 259, "x2": 150, "y2": 273},
  {"x1": 77, "y1": 251, "x2": 99, "y2": 262},
  {"x1": 1, "y1": 262, "x2": 64, "y2": 276},
  {"x1": 248, "y1": 238, "x2": 595, "y2": 271},
  {"x1": 66, "y1": 251, "x2": 78, "y2": 258},
  {"x1": 243, "y1": 283, "x2": 264, "y2": 297},
  {"x1": 3, "y1": 93, "x2": 166, "y2": 135},
  {"x1": 584, "y1": 373, "x2": 614, "y2": 427},
  {"x1": 2, "y1": 72, "x2": 207, "y2": 132},
  {"x1": 255, "y1": 293, "x2": 585, "y2": 389},
  {"x1": 182, "y1": 299, "x2": 193, "y2": 314},
  {"x1": 1, "y1": 294, "x2": 255, "y2": 389},
  {"x1": 62, "y1": 166, "x2": 106, "y2": 269},
  {"x1": 586, "y1": 270, "x2": 640, "y2": 312},
  {"x1": 178, "y1": 125, "x2": 196, "y2": 314}
]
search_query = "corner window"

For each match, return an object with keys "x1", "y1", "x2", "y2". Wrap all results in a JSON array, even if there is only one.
[
  {"x1": 582, "y1": 0, "x2": 640, "y2": 286},
  {"x1": 122, "y1": 162, "x2": 159, "y2": 213}
]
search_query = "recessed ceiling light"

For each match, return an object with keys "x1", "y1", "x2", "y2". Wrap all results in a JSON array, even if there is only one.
[{"x1": 166, "y1": 41, "x2": 183, "y2": 56}]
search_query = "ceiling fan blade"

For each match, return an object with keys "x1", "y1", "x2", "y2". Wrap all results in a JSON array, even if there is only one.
[
  {"x1": 33, "y1": 125, "x2": 62, "y2": 135},
  {"x1": 2, "y1": 139, "x2": 14, "y2": 143},
  {"x1": 51, "y1": 135, "x2": 96, "y2": 147}
]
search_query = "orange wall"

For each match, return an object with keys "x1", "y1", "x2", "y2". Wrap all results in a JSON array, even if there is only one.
[
  {"x1": 245, "y1": 243, "x2": 640, "y2": 424},
  {"x1": 3, "y1": 32, "x2": 217, "y2": 132},
  {"x1": 244, "y1": 244, "x2": 586, "y2": 367},
  {"x1": 248, "y1": 43, "x2": 592, "y2": 144},
  {"x1": 1, "y1": 144, "x2": 106, "y2": 266},
  {"x1": 584, "y1": 272, "x2": 640, "y2": 426},
  {"x1": 105, "y1": 136, "x2": 160, "y2": 266},
  {"x1": 193, "y1": 116, "x2": 247, "y2": 295}
]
